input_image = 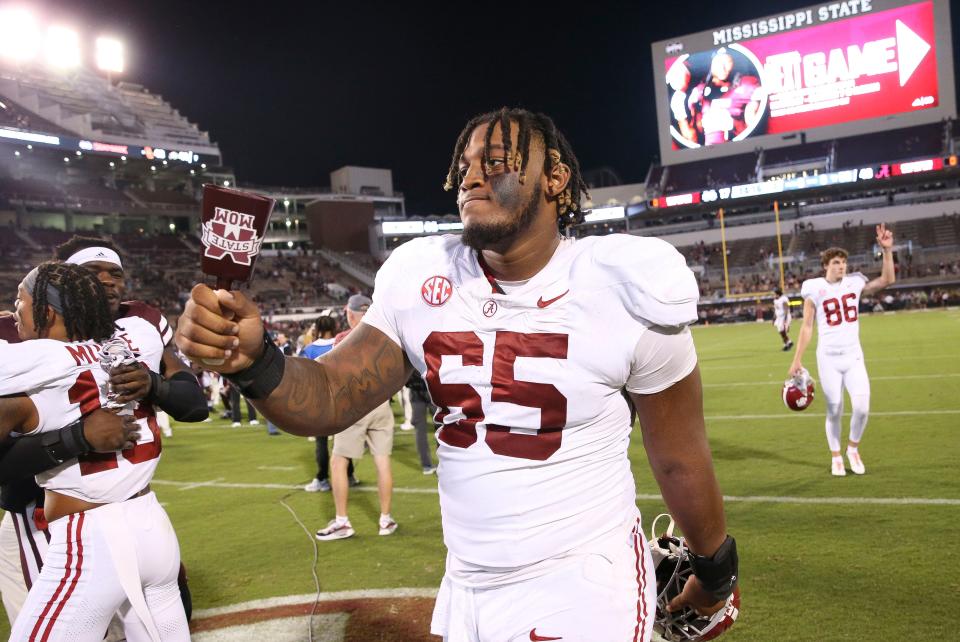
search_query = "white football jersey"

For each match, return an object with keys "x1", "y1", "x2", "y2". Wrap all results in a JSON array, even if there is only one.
[
  {"x1": 0, "y1": 303, "x2": 167, "y2": 504},
  {"x1": 774, "y1": 294, "x2": 790, "y2": 321},
  {"x1": 363, "y1": 234, "x2": 699, "y2": 568},
  {"x1": 800, "y1": 274, "x2": 868, "y2": 354}
]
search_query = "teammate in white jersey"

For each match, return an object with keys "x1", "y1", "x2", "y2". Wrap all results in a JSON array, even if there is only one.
[
  {"x1": 772, "y1": 287, "x2": 793, "y2": 351},
  {"x1": 0, "y1": 261, "x2": 191, "y2": 641},
  {"x1": 789, "y1": 227, "x2": 895, "y2": 476},
  {"x1": 177, "y1": 108, "x2": 738, "y2": 641},
  {"x1": 0, "y1": 240, "x2": 205, "y2": 636}
]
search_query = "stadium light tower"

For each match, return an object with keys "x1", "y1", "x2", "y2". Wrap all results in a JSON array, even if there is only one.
[
  {"x1": 0, "y1": 7, "x2": 39, "y2": 63},
  {"x1": 96, "y1": 36, "x2": 124, "y2": 74},
  {"x1": 45, "y1": 25, "x2": 81, "y2": 69}
]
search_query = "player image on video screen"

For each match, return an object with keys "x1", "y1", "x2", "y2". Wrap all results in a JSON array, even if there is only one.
[{"x1": 667, "y1": 44, "x2": 768, "y2": 149}]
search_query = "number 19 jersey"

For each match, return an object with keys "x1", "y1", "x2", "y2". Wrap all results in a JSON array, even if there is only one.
[
  {"x1": 801, "y1": 273, "x2": 867, "y2": 355},
  {"x1": 363, "y1": 234, "x2": 699, "y2": 570},
  {"x1": 0, "y1": 314, "x2": 165, "y2": 503}
]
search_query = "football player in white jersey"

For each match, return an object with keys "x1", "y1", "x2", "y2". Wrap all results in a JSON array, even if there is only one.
[
  {"x1": 52, "y1": 236, "x2": 207, "y2": 425},
  {"x1": 1, "y1": 261, "x2": 192, "y2": 641},
  {"x1": 177, "y1": 108, "x2": 738, "y2": 641},
  {"x1": 0, "y1": 240, "x2": 205, "y2": 637},
  {"x1": 789, "y1": 226, "x2": 895, "y2": 476},
  {"x1": 772, "y1": 287, "x2": 793, "y2": 351}
]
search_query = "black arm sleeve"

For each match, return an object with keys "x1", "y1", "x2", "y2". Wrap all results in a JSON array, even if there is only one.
[
  {"x1": 148, "y1": 371, "x2": 209, "y2": 422},
  {"x1": 0, "y1": 420, "x2": 91, "y2": 484}
]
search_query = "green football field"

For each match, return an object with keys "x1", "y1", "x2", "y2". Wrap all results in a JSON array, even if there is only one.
[{"x1": 2, "y1": 309, "x2": 959, "y2": 640}]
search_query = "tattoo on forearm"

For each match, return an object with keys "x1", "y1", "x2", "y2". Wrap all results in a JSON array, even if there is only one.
[{"x1": 254, "y1": 325, "x2": 409, "y2": 435}]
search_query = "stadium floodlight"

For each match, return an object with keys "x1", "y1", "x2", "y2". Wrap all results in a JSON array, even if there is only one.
[
  {"x1": 95, "y1": 37, "x2": 124, "y2": 74},
  {"x1": 0, "y1": 8, "x2": 39, "y2": 62},
  {"x1": 45, "y1": 26, "x2": 81, "y2": 69}
]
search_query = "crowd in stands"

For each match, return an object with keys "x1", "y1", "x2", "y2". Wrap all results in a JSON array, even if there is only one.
[
  {"x1": 0, "y1": 229, "x2": 372, "y2": 317},
  {"x1": 698, "y1": 286, "x2": 959, "y2": 325}
]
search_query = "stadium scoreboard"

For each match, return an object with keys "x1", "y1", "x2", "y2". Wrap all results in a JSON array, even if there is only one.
[{"x1": 651, "y1": 0, "x2": 956, "y2": 165}]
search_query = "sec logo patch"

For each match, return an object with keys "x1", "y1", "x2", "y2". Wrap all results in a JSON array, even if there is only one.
[{"x1": 422, "y1": 276, "x2": 453, "y2": 307}]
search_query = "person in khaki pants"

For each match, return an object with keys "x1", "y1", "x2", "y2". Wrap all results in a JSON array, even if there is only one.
[{"x1": 315, "y1": 295, "x2": 397, "y2": 540}]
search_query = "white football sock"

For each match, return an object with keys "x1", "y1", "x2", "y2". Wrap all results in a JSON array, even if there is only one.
[
  {"x1": 849, "y1": 394, "x2": 870, "y2": 443},
  {"x1": 825, "y1": 402, "x2": 843, "y2": 453}
]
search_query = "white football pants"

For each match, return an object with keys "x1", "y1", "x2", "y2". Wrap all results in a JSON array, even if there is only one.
[
  {"x1": 431, "y1": 514, "x2": 657, "y2": 642},
  {"x1": 1, "y1": 503, "x2": 49, "y2": 627},
  {"x1": 817, "y1": 349, "x2": 870, "y2": 452},
  {"x1": 10, "y1": 492, "x2": 188, "y2": 642}
]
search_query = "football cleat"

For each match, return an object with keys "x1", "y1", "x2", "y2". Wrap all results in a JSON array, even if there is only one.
[
  {"x1": 649, "y1": 515, "x2": 740, "y2": 641},
  {"x1": 782, "y1": 368, "x2": 815, "y2": 411},
  {"x1": 831, "y1": 456, "x2": 846, "y2": 477},
  {"x1": 846, "y1": 448, "x2": 865, "y2": 475}
]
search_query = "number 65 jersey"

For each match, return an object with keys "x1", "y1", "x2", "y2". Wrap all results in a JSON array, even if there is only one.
[
  {"x1": 363, "y1": 234, "x2": 699, "y2": 570},
  {"x1": 800, "y1": 273, "x2": 868, "y2": 355}
]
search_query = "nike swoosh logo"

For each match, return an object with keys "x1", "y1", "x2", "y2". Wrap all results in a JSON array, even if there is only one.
[
  {"x1": 529, "y1": 630, "x2": 563, "y2": 641},
  {"x1": 536, "y1": 290, "x2": 569, "y2": 308}
]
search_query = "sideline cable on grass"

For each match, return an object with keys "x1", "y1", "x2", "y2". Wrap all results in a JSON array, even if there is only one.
[{"x1": 279, "y1": 487, "x2": 323, "y2": 642}]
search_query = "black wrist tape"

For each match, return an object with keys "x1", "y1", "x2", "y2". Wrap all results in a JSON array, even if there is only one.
[
  {"x1": 153, "y1": 371, "x2": 209, "y2": 422},
  {"x1": 689, "y1": 535, "x2": 739, "y2": 601},
  {"x1": 146, "y1": 370, "x2": 167, "y2": 404},
  {"x1": 40, "y1": 419, "x2": 93, "y2": 463},
  {"x1": 224, "y1": 331, "x2": 285, "y2": 400}
]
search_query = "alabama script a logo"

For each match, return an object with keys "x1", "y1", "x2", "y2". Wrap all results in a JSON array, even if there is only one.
[{"x1": 201, "y1": 206, "x2": 263, "y2": 266}]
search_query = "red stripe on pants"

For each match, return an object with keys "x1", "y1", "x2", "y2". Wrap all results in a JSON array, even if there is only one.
[
  {"x1": 41, "y1": 512, "x2": 85, "y2": 642},
  {"x1": 633, "y1": 519, "x2": 648, "y2": 642},
  {"x1": 29, "y1": 514, "x2": 75, "y2": 642},
  {"x1": 10, "y1": 513, "x2": 32, "y2": 590}
]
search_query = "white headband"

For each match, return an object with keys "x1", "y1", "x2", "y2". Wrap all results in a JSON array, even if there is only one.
[{"x1": 65, "y1": 247, "x2": 123, "y2": 269}]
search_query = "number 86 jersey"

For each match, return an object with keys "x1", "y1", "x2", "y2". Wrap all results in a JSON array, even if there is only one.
[
  {"x1": 800, "y1": 273, "x2": 868, "y2": 355},
  {"x1": 363, "y1": 234, "x2": 700, "y2": 570}
]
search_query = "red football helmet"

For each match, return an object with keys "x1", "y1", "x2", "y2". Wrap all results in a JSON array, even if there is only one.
[
  {"x1": 782, "y1": 367, "x2": 815, "y2": 411},
  {"x1": 649, "y1": 515, "x2": 740, "y2": 642}
]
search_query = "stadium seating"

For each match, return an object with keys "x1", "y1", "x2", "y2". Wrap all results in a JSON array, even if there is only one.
[
  {"x1": 0, "y1": 66, "x2": 214, "y2": 152},
  {"x1": 125, "y1": 188, "x2": 198, "y2": 207}
]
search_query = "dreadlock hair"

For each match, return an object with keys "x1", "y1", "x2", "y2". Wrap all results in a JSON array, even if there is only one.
[
  {"x1": 53, "y1": 235, "x2": 122, "y2": 261},
  {"x1": 314, "y1": 314, "x2": 338, "y2": 338},
  {"x1": 32, "y1": 261, "x2": 116, "y2": 342},
  {"x1": 444, "y1": 107, "x2": 590, "y2": 230}
]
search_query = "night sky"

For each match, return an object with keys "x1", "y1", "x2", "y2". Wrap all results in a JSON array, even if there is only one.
[{"x1": 49, "y1": 0, "x2": 960, "y2": 215}]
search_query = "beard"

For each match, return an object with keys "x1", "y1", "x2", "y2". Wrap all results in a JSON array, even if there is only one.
[{"x1": 461, "y1": 182, "x2": 542, "y2": 251}]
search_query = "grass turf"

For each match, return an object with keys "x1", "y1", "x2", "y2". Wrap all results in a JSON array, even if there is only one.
[{"x1": 1, "y1": 308, "x2": 958, "y2": 640}]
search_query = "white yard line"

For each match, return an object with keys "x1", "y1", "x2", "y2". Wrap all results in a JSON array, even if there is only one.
[
  {"x1": 151, "y1": 479, "x2": 959, "y2": 507},
  {"x1": 704, "y1": 409, "x2": 960, "y2": 419},
  {"x1": 701, "y1": 355, "x2": 959, "y2": 371},
  {"x1": 703, "y1": 373, "x2": 960, "y2": 387},
  {"x1": 175, "y1": 477, "x2": 225, "y2": 491}
]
